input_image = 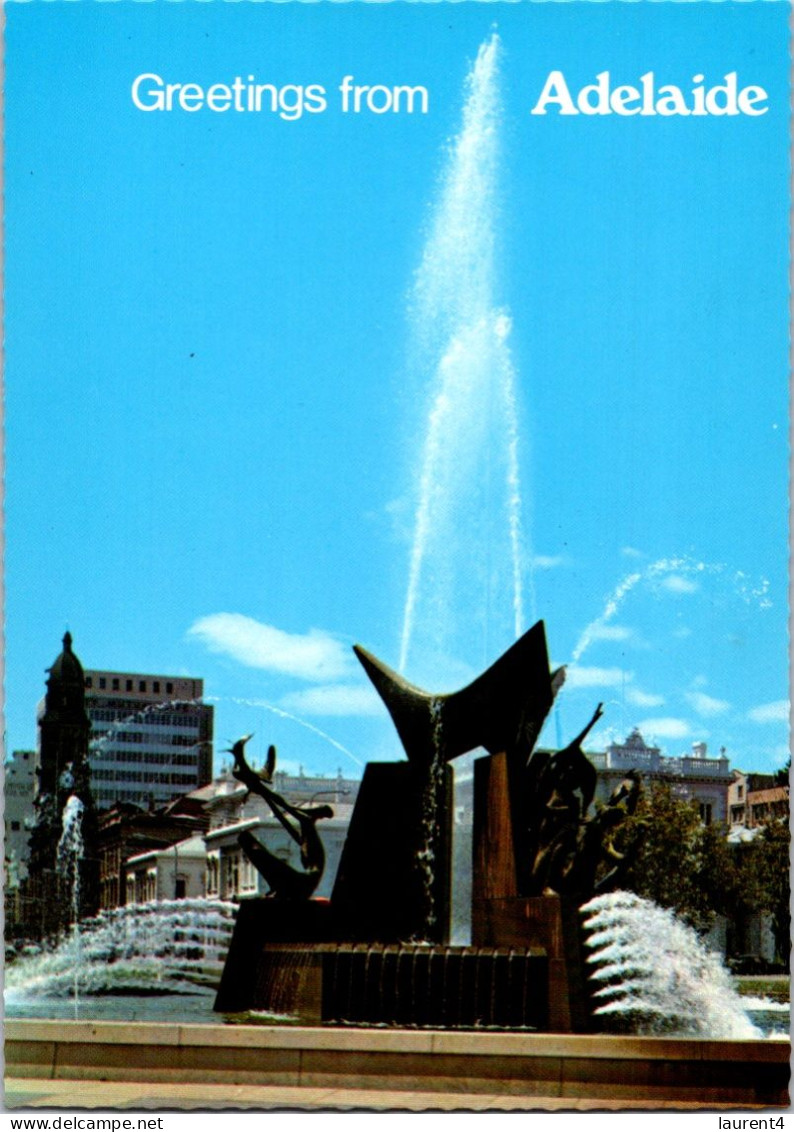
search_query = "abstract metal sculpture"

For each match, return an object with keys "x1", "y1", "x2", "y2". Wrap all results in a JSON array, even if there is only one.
[
  {"x1": 354, "y1": 619, "x2": 565, "y2": 766},
  {"x1": 216, "y1": 621, "x2": 643, "y2": 1030},
  {"x1": 227, "y1": 735, "x2": 333, "y2": 900}
]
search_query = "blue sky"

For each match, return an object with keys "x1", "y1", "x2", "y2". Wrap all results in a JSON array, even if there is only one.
[{"x1": 5, "y1": 0, "x2": 789, "y2": 781}]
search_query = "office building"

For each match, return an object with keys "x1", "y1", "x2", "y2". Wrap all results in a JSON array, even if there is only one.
[{"x1": 80, "y1": 669, "x2": 214, "y2": 809}]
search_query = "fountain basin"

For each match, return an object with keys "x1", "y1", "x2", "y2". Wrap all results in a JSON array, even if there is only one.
[{"x1": 5, "y1": 1020, "x2": 789, "y2": 1106}]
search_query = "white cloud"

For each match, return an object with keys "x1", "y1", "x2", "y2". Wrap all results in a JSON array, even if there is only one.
[
  {"x1": 685, "y1": 691, "x2": 731, "y2": 717},
  {"x1": 531, "y1": 554, "x2": 567, "y2": 569},
  {"x1": 621, "y1": 546, "x2": 644, "y2": 559},
  {"x1": 626, "y1": 687, "x2": 665, "y2": 708},
  {"x1": 188, "y1": 613, "x2": 352, "y2": 681},
  {"x1": 565, "y1": 665, "x2": 630, "y2": 689},
  {"x1": 638, "y1": 717, "x2": 692, "y2": 740},
  {"x1": 747, "y1": 700, "x2": 790, "y2": 724},
  {"x1": 659, "y1": 575, "x2": 698, "y2": 595},
  {"x1": 280, "y1": 684, "x2": 383, "y2": 718},
  {"x1": 672, "y1": 626, "x2": 692, "y2": 639}
]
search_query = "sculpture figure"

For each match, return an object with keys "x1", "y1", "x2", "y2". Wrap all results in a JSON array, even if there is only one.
[
  {"x1": 226, "y1": 735, "x2": 333, "y2": 900},
  {"x1": 524, "y1": 707, "x2": 643, "y2": 900}
]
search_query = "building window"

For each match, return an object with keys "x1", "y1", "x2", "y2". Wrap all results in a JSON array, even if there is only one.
[
  {"x1": 139, "y1": 681, "x2": 147, "y2": 692},
  {"x1": 10, "y1": 821, "x2": 20, "y2": 831},
  {"x1": 699, "y1": 802, "x2": 713, "y2": 825},
  {"x1": 99, "y1": 677, "x2": 107, "y2": 689},
  {"x1": 85, "y1": 677, "x2": 93, "y2": 689},
  {"x1": 126, "y1": 680, "x2": 133, "y2": 691},
  {"x1": 207, "y1": 857, "x2": 220, "y2": 896},
  {"x1": 166, "y1": 682, "x2": 174, "y2": 694},
  {"x1": 153, "y1": 682, "x2": 160, "y2": 694},
  {"x1": 112, "y1": 679, "x2": 120, "y2": 691},
  {"x1": 737, "y1": 785, "x2": 743, "y2": 800}
]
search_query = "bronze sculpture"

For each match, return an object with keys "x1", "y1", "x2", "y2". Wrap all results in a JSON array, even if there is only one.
[
  {"x1": 226, "y1": 735, "x2": 333, "y2": 900},
  {"x1": 216, "y1": 622, "x2": 645, "y2": 1029}
]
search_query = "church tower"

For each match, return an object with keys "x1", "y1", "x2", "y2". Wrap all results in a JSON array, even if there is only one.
[
  {"x1": 37, "y1": 631, "x2": 92, "y2": 798},
  {"x1": 25, "y1": 632, "x2": 99, "y2": 935}
]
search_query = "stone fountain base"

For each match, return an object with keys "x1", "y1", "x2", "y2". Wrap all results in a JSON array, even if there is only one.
[
  {"x1": 214, "y1": 894, "x2": 586, "y2": 1032},
  {"x1": 6, "y1": 1020, "x2": 790, "y2": 1108}
]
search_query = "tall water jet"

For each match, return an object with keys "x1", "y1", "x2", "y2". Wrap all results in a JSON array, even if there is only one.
[
  {"x1": 400, "y1": 34, "x2": 531, "y2": 684},
  {"x1": 56, "y1": 795, "x2": 85, "y2": 1016}
]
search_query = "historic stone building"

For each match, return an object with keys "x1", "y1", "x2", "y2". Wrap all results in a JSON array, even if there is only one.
[
  {"x1": 96, "y1": 794, "x2": 209, "y2": 909},
  {"x1": 727, "y1": 770, "x2": 789, "y2": 830},
  {"x1": 22, "y1": 633, "x2": 100, "y2": 936},
  {"x1": 4, "y1": 749, "x2": 36, "y2": 886},
  {"x1": 588, "y1": 728, "x2": 733, "y2": 823}
]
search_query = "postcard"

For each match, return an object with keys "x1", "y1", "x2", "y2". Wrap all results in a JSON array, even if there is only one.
[{"x1": 3, "y1": 0, "x2": 790, "y2": 1116}]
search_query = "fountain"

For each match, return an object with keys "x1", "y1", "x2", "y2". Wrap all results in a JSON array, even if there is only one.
[
  {"x1": 55, "y1": 795, "x2": 85, "y2": 1015},
  {"x1": 6, "y1": 31, "x2": 789, "y2": 1111},
  {"x1": 399, "y1": 33, "x2": 529, "y2": 684},
  {"x1": 5, "y1": 898, "x2": 237, "y2": 1020},
  {"x1": 215, "y1": 620, "x2": 634, "y2": 1031},
  {"x1": 582, "y1": 892, "x2": 763, "y2": 1039},
  {"x1": 211, "y1": 37, "x2": 787, "y2": 1061}
]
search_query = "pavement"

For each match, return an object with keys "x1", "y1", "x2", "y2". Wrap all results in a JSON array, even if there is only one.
[{"x1": 3, "y1": 1079, "x2": 781, "y2": 1113}]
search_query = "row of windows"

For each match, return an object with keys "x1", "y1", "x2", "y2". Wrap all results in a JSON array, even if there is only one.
[
  {"x1": 96, "y1": 788, "x2": 165, "y2": 802},
  {"x1": 91, "y1": 750, "x2": 201, "y2": 767},
  {"x1": 90, "y1": 708, "x2": 203, "y2": 726},
  {"x1": 207, "y1": 848, "x2": 287, "y2": 899},
  {"x1": 95, "y1": 771, "x2": 198, "y2": 785},
  {"x1": 95, "y1": 786, "x2": 189, "y2": 802},
  {"x1": 86, "y1": 677, "x2": 175, "y2": 695},
  {"x1": 94, "y1": 731, "x2": 200, "y2": 747}
]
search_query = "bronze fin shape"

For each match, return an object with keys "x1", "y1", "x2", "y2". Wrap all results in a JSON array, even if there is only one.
[{"x1": 354, "y1": 619, "x2": 564, "y2": 766}]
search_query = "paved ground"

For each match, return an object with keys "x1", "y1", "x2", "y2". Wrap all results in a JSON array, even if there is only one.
[{"x1": 4, "y1": 1079, "x2": 780, "y2": 1113}]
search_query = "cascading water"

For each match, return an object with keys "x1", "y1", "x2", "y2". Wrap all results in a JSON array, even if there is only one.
[
  {"x1": 399, "y1": 33, "x2": 531, "y2": 685},
  {"x1": 581, "y1": 891, "x2": 764, "y2": 1039},
  {"x1": 414, "y1": 699, "x2": 446, "y2": 938},
  {"x1": 5, "y1": 899, "x2": 236, "y2": 1004}
]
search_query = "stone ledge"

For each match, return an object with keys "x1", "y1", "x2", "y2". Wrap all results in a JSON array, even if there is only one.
[
  {"x1": 5, "y1": 1021, "x2": 790, "y2": 1107},
  {"x1": 6, "y1": 1020, "x2": 791, "y2": 1061}
]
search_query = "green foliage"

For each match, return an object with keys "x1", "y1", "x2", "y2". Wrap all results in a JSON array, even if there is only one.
[
  {"x1": 755, "y1": 818, "x2": 790, "y2": 964},
  {"x1": 773, "y1": 758, "x2": 791, "y2": 787},
  {"x1": 615, "y1": 781, "x2": 789, "y2": 960},
  {"x1": 617, "y1": 781, "x2": 718, "y2": 931}
]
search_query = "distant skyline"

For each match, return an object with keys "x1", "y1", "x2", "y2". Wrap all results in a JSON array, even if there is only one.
[{"x1": 5, "y1": 1, "x2": 789, "y2": 780}]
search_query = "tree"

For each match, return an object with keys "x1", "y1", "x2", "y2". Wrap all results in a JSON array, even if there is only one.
[
  {"x1": 755, "y1": 817, "x2": 790, "y2": 964},
  {"x1": 615, "y1": 781, "x2": 746, "y2": 933},
  {"x1": 605, "y1": 778, "x2": 789, "y2": 966}
]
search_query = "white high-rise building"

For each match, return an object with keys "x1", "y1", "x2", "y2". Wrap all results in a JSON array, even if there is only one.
[
  {"x1": 37, "y1": 670, "x2": 214, "y2": 810},
  {"x1": 4, "y1": 749, "x2": 37, "y2": 885}
]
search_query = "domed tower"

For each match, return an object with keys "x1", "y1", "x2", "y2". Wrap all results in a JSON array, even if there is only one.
[
  {"x1": 26, "y1": 632, "x2": 99, "y2": 934},
  {"x1": 37, "y1": 631, "x2": 91, "y2": 798}
]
